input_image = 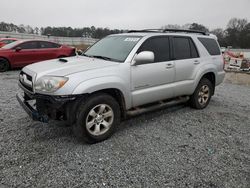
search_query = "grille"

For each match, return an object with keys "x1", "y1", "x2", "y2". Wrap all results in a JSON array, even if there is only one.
[{"x1": 19, "y1": 71, "x2": 33, "y2": 92}]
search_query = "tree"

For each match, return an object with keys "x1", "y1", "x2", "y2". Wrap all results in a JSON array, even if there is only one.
[
  {"x1": 210, "y1": 28, "x2": 227, "y2": 47},
  {"x1": 225, "y1": 18, "x2": 248, "y2": 48},
  {"x1": 189, "y1": 23, "x2": 209, "y2": 32},
  {"x1": 239, "y1": 23, "x2": 250, "y2": 48}
]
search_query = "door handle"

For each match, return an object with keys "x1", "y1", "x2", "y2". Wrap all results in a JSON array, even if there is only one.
[
  {"x1": 194, "y1": 60, "x2": 200, "y2": 65},
  {"x1": 166, "y1": 63, "x2": 174, "y2": 69}
]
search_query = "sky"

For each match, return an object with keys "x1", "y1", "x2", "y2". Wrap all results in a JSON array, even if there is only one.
[{"x1": 1, "y1": 0, "x2": 250, "y2": 30}]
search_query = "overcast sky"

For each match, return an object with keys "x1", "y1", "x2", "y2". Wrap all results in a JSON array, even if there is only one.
[{"x1": 1, "y1": 0, "x2": 250, "y2": 30}]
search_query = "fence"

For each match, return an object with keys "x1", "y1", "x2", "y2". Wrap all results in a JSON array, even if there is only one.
[{"x1": 0, "y1": 31, "x2": 98, "y2": 46}]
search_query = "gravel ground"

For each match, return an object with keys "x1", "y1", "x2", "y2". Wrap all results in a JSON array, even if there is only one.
[{"x1": 0, "y1": 71, "x2": 250, "y2": 188}]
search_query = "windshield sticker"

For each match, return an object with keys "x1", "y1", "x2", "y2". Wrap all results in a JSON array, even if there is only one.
[{"x1": 124, "y1": 38, "x2": 140, "y2": 42}]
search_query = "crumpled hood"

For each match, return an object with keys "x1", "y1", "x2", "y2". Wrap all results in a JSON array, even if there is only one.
[{"x1": 24, "y1": 56, "x2": 119, "y2": 77}]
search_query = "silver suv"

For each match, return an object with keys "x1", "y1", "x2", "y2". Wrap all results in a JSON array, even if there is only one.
[{"x1": 17, "y1": 29, "x2": 225, "y2": 143}]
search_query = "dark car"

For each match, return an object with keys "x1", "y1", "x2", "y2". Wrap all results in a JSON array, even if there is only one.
[
  {"x1": 0, "y1": 40, "x2": 75, "y2": 72},
  {"x1": 0, "y1": 38, "x2": 18, "y2": 48}
]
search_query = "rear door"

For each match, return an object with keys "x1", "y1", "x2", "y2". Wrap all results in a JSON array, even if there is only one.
[
  {"x1": 172, "y1": 36, "x2": 200, "y2": 96},
  {"x1": 131, "y1": 36, "x2": 175, "y2": 107},
  {"x1": 36, "y1": 41, "x2": 61, "y2": 61}
]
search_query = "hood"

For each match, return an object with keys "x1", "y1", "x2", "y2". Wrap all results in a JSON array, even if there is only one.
[{"x1": 24, "y1": 56, "x2": 119, "y2": 77}]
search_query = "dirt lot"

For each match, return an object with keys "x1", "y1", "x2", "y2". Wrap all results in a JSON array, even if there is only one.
[
  {"x1": 0, "y1": 71, "x2": 250, "y2": 188},
  {"x1": 224, "y1": 71, "x2": 250, "y2": 86}
]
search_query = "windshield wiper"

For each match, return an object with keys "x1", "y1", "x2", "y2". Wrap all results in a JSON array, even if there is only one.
[
  {"x1": 91, "y1": 55, "x2": 113, "y2": 61},
  {"x1": 83, "y1": 54, "x2": 121, "y2": 62}
]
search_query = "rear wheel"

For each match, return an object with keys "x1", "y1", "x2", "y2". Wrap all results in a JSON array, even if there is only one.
[
  {"x1": 73, "y1": 93, "x2": 121, "y2": 144},
  {"x1": 190, "y1": 78, "x2": 213, "y2": 109},
  {"x1": 0, "y1": 58, "x2": 10, "y2": 72}
]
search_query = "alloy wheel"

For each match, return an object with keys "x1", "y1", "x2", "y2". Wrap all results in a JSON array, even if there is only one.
[
  {"x1": 86, "y1": 104, "x2": 114, "y2": 136},
  {"x1": 198, "y1": 85, "x2": 210, "y2": 106}
]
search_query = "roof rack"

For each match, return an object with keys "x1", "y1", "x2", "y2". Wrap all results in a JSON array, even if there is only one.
[
  {"x1": 128, "y1": 29, "x2": 163, "y2": 33},
  {"x1": 128, "y1": 29, "x2": 209, "y2": 35},
  {"x1": 163, "y1": 29, "x2": 208, "y2": 35}
]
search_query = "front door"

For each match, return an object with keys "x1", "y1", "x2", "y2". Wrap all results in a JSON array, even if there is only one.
[
  {"x1": 12, "y1": 41, "x2": 40, "y2": 67},
  {"x1": 131, "y1": 36, "x2": 175, "y2": 107}
]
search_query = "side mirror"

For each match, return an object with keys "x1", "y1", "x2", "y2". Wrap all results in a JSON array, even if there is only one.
[
  {"x1": 133, "y1": 51, "x2": 154, "y2": 66},
  {"x1": 15, "y1": 47, "x2": 22, "y2": 52}
]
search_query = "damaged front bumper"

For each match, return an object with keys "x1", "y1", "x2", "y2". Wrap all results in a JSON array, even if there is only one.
[
  {"x1": 16, "y1": 93, "x2": 50, "y2": 123},
  {"x1": 17, "y1": 82, "x2": 81, "y2": 123}
]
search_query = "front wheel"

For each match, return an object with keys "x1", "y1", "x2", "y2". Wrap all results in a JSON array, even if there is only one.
[
  {"x1": 73, "y1": 93, "x2": 121, "y2": 144},
  {"x1": 190, "y1": 78, "x2": 213, "y2": 109}
]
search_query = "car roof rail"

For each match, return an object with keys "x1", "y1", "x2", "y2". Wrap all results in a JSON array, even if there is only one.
[
  {"x1": 128, "y1": 29, "x2": 164, "y2": 33},
  {"x1": 163, "y1": 29, "x2": 209, "y2": 35},
  {"x1": 128, "y1": 29, "x2": 209, "y2": 35}
]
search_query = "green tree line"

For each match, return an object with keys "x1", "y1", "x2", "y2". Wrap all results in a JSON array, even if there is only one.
[{"x1": 0, "y1": 18, "x2": 250, "y2": 48}]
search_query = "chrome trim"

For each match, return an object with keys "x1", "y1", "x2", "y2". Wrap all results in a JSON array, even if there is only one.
[
  {"x1": 19, "y1": 74, "x2": 32, "y2": 87},
  {"x1": 18, "y1": 81, "x2": 34, "y2": 95}
]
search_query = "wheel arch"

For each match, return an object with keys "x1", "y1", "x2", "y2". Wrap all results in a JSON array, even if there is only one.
[
  {"x1": 0, "y1": 56, "x2": 10, "y2": 63},
  {"x1": 90, "y1": 88, "x2": 127, "y2": 119},
  {"x1": 195, "y1": 71, "x2": 216, "y2": 95},
  {"x1": 0, "y1": 56, "x2": 11, "y2": 69}
]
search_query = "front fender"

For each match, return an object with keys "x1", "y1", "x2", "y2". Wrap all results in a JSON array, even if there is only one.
[{"x1": 72, "y1": 76, "x2": 132, "y2": 109}]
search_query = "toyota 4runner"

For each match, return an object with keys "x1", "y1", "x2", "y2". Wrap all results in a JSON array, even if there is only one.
[{"x1": 17, "y1": 29, "x2": 225, "y2": 143}]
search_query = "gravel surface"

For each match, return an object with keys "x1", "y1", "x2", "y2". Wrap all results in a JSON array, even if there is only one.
[{"x1": 0, "y1": 71, "x2": 250, "y2": 188}]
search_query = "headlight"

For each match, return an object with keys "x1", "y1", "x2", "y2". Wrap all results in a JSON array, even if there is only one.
[{"x1": 34, "y1": 76, "x2": 68, "y2": 93}]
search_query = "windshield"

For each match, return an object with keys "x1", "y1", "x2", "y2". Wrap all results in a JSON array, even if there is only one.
[
  {"x1": 2, "y1": 41, "x2": 20, "y2": 49},
  {"x1": 84, "y1": 35, "x2": 142, "y2": 62}
]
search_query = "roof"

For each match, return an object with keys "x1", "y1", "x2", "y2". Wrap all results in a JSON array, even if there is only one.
[
  {"x1": 8, "y1": 39, "x2": 61, "y2": 44},
  {"x1": 113, "y1": 29, "x2": 217, "y2": 39},
  {"x1": 128, "y1": 29, "x2": 209, "y2": 35},
  {"x1": 114, "y1": 32, "x2": 217, "y2": 39}
]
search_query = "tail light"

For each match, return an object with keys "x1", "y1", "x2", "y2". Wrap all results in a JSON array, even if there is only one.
[{"x1": 222, "y1": 56, "x2": 226, "y2": 70}]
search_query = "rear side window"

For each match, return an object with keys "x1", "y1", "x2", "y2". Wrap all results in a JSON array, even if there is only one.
[
  {"x1": 198, "y1": 38, "x2": 221, "y2": 55},
  {"x1": 39, "y1": 41, "x2": 61, "y2": 48},
  {"x1": 173, "y1": 37, "x2": 199, "y2": 60},
  {"x1": 138, "y1": 37, "x2": 170, "y2": 62}
]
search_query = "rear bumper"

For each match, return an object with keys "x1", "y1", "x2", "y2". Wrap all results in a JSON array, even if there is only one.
[{"x1": 16, "y1": 93, "x2": 49, "y2": 123}]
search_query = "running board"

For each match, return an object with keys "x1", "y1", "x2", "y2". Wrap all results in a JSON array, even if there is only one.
[{"x1": 126, "y1": 96, "x2": 189, "y2": 116}]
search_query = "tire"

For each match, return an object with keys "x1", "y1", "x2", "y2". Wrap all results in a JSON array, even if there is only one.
[
  {"x1": 73, "y1": 93, "x2": 121, "y2": 144},
  {"x1": 0, "y1": 58, "x2": 10, "y2": 72},
  {"x1": 189, "y1": 78, "x2": 213, "y2": 109}
]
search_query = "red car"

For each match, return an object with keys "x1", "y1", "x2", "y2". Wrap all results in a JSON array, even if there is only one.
[
  {"x1": 0, "y1": 38, "x2": 18, "y2": 48},
  {"x1": 0, "y1": 40, "x2": 75, "y2": 72}
]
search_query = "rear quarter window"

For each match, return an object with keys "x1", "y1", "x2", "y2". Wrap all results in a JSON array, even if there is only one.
[{"x1": 198, "y1": 38, "x2": 221, "y2": 56}]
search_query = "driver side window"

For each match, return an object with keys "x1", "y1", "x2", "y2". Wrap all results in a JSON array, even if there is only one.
[{"x1": 138, "y1": 37, "x2": 171, "y2": 63}]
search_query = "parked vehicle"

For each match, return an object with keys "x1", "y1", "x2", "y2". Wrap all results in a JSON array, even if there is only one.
[
  {"x1": 0, "y1": 40, "x2": 75, "y2": 72},
  {"x1": 0, "y1": 38, "x2": 18, "y2": 48},
  {"x1": 17, "y1": 29, "x2": 225, "y2": 143}
]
